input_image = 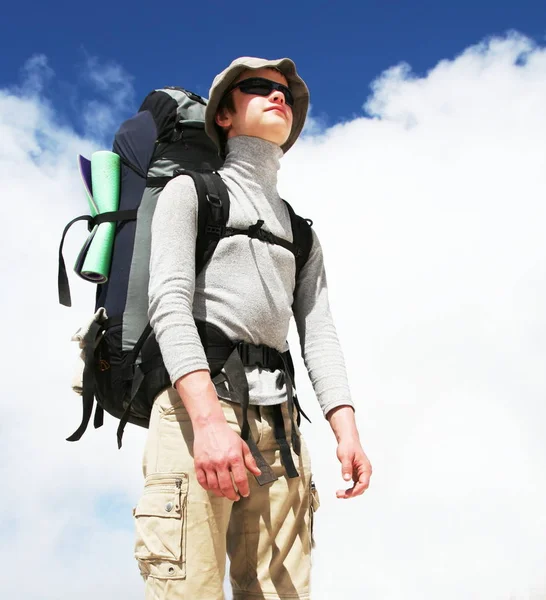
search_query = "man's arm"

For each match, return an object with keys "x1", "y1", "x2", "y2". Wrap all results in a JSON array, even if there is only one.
[
  {"x1": 149, "y1": 178, "x2": 260, "y2": 500},
  {"x1": 292, "y1": 229, "x2": 372, "y2": 498},
  {"x1": 148, "y1": 176, "x2": 210, "y2": 382}
]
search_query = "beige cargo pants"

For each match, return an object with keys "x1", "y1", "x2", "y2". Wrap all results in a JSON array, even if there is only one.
[{"x1": 133, "y1": 387, "x2": 320, "y2": 600}]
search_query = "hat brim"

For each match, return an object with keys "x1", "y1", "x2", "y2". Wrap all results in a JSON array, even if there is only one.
[{"x1": 205, "y1": 57, "x2": 309, "y2": 154}]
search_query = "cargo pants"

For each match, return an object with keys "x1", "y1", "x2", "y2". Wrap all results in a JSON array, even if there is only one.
[{"x1": 133, "y1": 387, "x2": 320, "y2": 600}]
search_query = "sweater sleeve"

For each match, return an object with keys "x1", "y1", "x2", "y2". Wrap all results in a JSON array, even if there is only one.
[
  {"x1": 292, "y1": 229, "x2": 354, "y2": 417},
  {"x1": 148, "y1": 175, "x2": 210, "y2": 385}
]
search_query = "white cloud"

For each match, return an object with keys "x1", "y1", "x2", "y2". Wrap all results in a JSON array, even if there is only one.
[
  {"x1": 2, "y1": 32, "x2": 546, "y2": 599},
  {"x1": 301, "y1": 104, "x2": 329, "y2": 137},
  {"x1": 0, "y1": 55, "x2": 144, "y2": 600},
  {"x1": 17, "y1": 54, "x2": 55, "y2": 96},
  {"x1": 282, "y1": 31, "x2": 546, "y2": 600},
  {"x1": 81, "y1": 56, "x2": 137, "y2": 142}
]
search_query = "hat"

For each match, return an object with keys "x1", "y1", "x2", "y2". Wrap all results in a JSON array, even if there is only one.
[{"x1": 205, "y1": 57, "x2": 309, "y2": 154}]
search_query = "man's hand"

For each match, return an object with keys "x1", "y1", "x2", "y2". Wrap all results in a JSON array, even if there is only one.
[
  {"x1": 335, "y1": 438, "x2": 372, "y2": 499},
  {"x1": 327, "y1": 405, "x2": 372, "y2": 499},
  {"x1": 192, "y1": 420, "x2": 262, "y2": 501},
  {"x1": 174, "y1": 369, "x2": 262, "y2": 501}
]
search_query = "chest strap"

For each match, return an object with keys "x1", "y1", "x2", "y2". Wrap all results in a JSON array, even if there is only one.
[{"x1": 223, "y1": 219, "x2": 303, "y2": 259}]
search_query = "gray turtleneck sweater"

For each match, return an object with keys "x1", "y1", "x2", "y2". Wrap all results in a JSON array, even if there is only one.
[{"x1": 148, "y1": 135, "x2": 353, "y2": 417}]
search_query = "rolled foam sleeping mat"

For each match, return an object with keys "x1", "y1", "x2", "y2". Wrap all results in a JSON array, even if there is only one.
[{"x1": 79, "y1": 151, "x2": 121, "y2": 283}]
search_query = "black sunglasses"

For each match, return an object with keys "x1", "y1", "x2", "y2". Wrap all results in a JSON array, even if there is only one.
[{"x1": 226, "y1": 77, "x2": 295, "y2": 107}]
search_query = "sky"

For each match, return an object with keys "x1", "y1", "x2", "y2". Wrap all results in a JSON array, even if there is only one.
[
  {"x1": 2, "y1": 2, "x2": 546, "y2": 599},
  {"x1": 2, "y1": 0, "x2": 546, "y2": 132}
]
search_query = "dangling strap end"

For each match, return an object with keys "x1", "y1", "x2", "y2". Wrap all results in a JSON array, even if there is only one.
[
  {"x1": 116, "y1": 423, "x2": 125, "y2": 449},
  {"x1": 291, "y1": 429, "x2": 301, "y2": 457},
  {"x1": 94, "y1": 404, "x2": 104, "y2": 429},
  {"x1": 58, "y1": 247, "x2": 72, "y2": 307},
  {"x1": 294, "y1": 395, "x2": 311, "y2": 424},
  {"x1": 250, "y1": 444, "x2": 278, "y2": 485},
  {"x1": 58, "y1": 214, "x2": 95, "y2": 307}
]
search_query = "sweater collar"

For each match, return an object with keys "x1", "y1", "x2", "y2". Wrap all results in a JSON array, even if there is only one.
[{"x1": 221, "y1": 135, "x2": 282, "y2": 193}]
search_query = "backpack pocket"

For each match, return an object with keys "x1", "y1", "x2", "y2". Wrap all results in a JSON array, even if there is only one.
[{"x1": 134, "y1": 473, "x2": 188, "y2": 579}]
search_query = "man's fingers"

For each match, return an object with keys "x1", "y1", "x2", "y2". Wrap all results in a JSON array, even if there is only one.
[
  {"x1": 205, "y1": 470, "x2": 224, "y2": 498},
  {"x1": 242, "y1": 442, "x2": 262, "y2": 476},
  {"x1": 336, "y1": 475, "x2": 370, "y2": 499},
  {"x1": 217, "y1": 467, "x2": 240, "y2": 501},
  {"x1": 196, "y1": 468, "x2": 208, "y2": 490},
  {"x1": 230, "y1": 460, "x2": 250, "y2": 498},
  {"x1": 344, "y1": 481, "x2": 368, "y2": 498},
  {"x1": 340, "y1": 455, "x2": 354, "y2": 482}
]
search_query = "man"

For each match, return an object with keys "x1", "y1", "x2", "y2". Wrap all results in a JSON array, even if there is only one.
[{"x1": 134, "y1": 56, "x2": 372, "y2": 600}]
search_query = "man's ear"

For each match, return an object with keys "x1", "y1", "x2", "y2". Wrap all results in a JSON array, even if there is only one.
[{"x1": 215, "y1": 107, "x2": 232, "y2": 130}]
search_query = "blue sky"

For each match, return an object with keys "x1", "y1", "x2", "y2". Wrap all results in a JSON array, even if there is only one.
[{"x1": 3, "y1": 0, "x2": 546, "y2": 135}]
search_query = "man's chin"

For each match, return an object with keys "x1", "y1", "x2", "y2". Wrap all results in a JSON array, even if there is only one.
[{"x1": 259, "y1": 127, "x2": 291, "y2": 148}]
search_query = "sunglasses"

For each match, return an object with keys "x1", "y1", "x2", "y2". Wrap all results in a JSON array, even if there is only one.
[{"x1": 226, "y1": 77, "x2": 295, "y2": 108}]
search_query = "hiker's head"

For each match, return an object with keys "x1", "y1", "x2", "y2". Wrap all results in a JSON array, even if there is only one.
[
  {"x1": 216, "y1": 68, "x2": 293, "y2": 149},
  {"x1": 205, "y1": 57, "x2": 309, "y2": 155}
]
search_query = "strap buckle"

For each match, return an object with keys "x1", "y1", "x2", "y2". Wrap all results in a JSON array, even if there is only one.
[
  {"x1": 247, "y1": 220, "x2": 276, "y2": 244},
  {"x1": 205, "y1": 224, "x2": 223, "y2": 236},
  {"x1": 206, "y1": 193, "x2": 222, "y2": 208},
  {"x1": 237, "y1": 342, "x2": 271, "y2": 369},
  {"x1": 247, "y1": 219, "x2": 265, "y2": 238}
]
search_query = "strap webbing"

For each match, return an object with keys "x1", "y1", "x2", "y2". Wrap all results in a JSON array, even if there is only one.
[
  {"x1": 283, "y1": 199, "x2": 313, "y2": 284},
  {"x1": 196, "y1": 171, "x2": 230, "y2": 274},
  {"x1": 93, "y1": 209, "x2": 137, "y2": 225},
  {"x1": 280, "y1": 353, "x2": 301, "y2": 458},
  {"x1": 145, "y1": 176, "x2": 172, "y2": 188},
  {"x1": 223, "y1": 347, "x2": 278, "y2": 485},
  {"x1": 293, "y1": 393, "x2": 311, "y2": 426},
  {"x1": 117, "y1": 365, "x2": 145, "y2": 449},
  {"x1": 58, "y1": 210, "x2": 137, "y2": 307},
  {"x1": 115, "y1": 322, "x2": 153, "y2": 447},
  {"x1": 166, "y1": 169, "x2": 231, "y2": 275},
  {"x1": 94, "y1": 404, "x2": 104, "y2": 429},
  {"x1": 66, "y1": 319, "x2": 103, "y2": 441},
  {"x1": 224, "y1": 220, "x2": 302, "y2": 259},
  {"x1": 272, "y1": 404, "x2": 299, "y2": 478},
  {"x1": 58, "y1": 215, "x2": 95, "y2": 307}
]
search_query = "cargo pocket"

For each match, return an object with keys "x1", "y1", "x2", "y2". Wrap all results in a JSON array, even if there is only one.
[
  {"x1": 309, "y1": 480, "x2": 320, "y2": 549},
  {"x1": 134, "y1": 473, "x2": 188, "y2": 580}
]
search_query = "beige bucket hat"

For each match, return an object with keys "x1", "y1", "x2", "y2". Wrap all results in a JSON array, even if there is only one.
[{"x1": 205, "y1": 56, "x2": 310, "y2": 154}]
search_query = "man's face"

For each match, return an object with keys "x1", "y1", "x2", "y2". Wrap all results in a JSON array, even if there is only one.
[{"x1": 215, "y1": 67, "x2": 294, "y2": 148}]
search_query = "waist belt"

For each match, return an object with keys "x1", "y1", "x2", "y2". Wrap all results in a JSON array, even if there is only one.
[
  {"x1": 104, "y1": 320, "x2": 307, "y2": 485},
  {"x1": 196, "y1": 320, "x2": 302, "y2": 484}
]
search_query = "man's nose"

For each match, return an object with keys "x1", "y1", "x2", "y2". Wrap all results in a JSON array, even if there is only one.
[{"x1": 270, "y1": 90, "x2": 286, "y2": 104}]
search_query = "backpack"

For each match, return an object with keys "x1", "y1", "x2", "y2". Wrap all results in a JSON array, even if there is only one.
[{"x1": 58, "y1": 86, "x2": 313, "y2": 459}]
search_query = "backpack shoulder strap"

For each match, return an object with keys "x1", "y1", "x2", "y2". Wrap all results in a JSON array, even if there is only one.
[
  {"x1": 282, "y1": 199, "x2": 313, "y2": 283},
  {"x1": 175, "y1": 170, "x2": 230, "y2": 276}
]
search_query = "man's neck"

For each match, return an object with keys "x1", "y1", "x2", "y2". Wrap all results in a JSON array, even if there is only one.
[{"x1": 221, "y1": 135, "x2": 283, "y2": 196}]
